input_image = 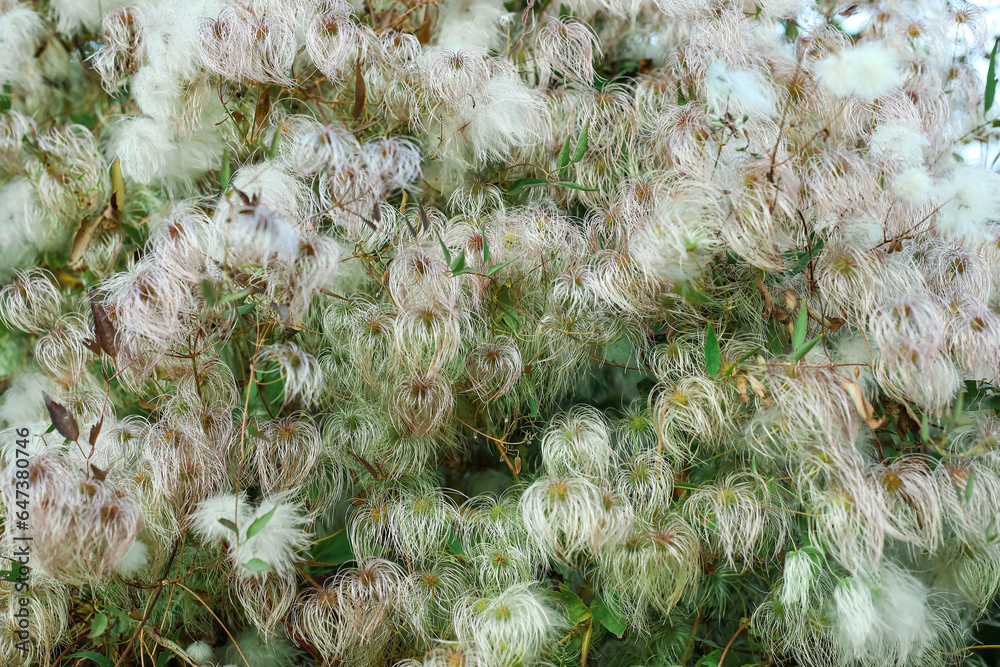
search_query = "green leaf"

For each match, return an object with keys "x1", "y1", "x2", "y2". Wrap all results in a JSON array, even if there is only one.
[
  {"x1": 705, "y1": 324, "x2": 721, "y2": 377},
  {"x1": 103, "y1": 604, "x2": 134, "y2": 627},
  {"x1": 724, "y1": 346, "x2": 761, "y2": 376},
  {"x1": 793, "y1": 334, "x2": 822, "y2": 361},
  {"x1": 986, "y1": 38, "x2": 999, "y2": 113},
  {"x1": 696, "y1": 649, "x2": 725, "y2": 667},
  {"x1": 553, "y1": 584, "x2": 592, "y2": 625},
  {"x1": 501, "y1": 307, "x2": 520, "y2": 334},
  {"x1": 506, "y1": 178, "x2": 548, "y2": 195},
  {"x1": 218, "y1": 288, "x2": 252, "y2": 305},
  {"x1": 571, "y1": 121, "x2": 589, "y2": 163},
  {"x1": 1, "y1": 560, "x2": 25, "y2": 583},
  {"x1": 155, "y1": 650, "x2": 174, "y2": 667},
  {"x1": 791, "y1": 301, "x2": 808, "y2": 351},
  {"x1": 246, "y1": 504, "x2": 277, "y2": 540},
  {"x1": 310, "y1": 529, "x2": 355, "y2": 567},
  {"x1": 69, "y1": 112, "x2": 99, "y2": 130},
  {"x1": 243, "y1": 558, "x2": 270, "y2": 573},
  {"x1": 557, "y1": 135, "x2": 572, "y2": 171},
  {"x1": 220, "y1": 148, "x2": 231, "y2": 190},
  {"x1": 786, "y1": 238, "x2": 824, "y2": 276},
  {"x1": 673, "y1": 281, "x2": 714, "y2": 305},
  {"x1": 552, "y1": 181, "x2": 598, "y2": 191},
  {"x1": 66, "y1": 652, "x2": 116, "y2": 667},
  {"x1": 217, "y1": 518, "x2": 239, "y2": 534},
  {"x1": 269, "y1": 125, "x2": 283, "y2": 158},
  {"x1": 527, "y1": 394, "x2": 539, "y2": 417},
  {"x1": 486, "y1": 259, "x2": 515, "y2": 277},
  {"x1": 436, "y1": 231, "x2": 452, "y2": 266},
  {"x1": 920, "y1": 413, "x2": 930, "y2": 443},
  {"x1": 89, "y1": 612, "x2": 109, "y2": 639},
  {"x1": 450, "y1": 249, "x2": 467, "y2": 274},
  {"x1": 233, "y1": 302, "x2": 256, "y2": 317},
  {"x1": 482, "y1": 233, "x2": 490, "y2": 264},
  {"x1": 965, "y1": 467, "x2": 976, "y2": 503},
  {"x1": 591, "y1": 597, "x2": 627, "y2": 638}
]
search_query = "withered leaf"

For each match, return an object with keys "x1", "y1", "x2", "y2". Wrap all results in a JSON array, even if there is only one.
[
  {"x1": 253, "y1": 85, "x2": 272, "y2": 134},
  {"x1": 82, "y1": 338, "x2": 102, "y2": 355},
  {"x1": 69, "y1": 216, "x2": 103, "y2": 266},
  {"x1": 89, "y1": 288, "x2": 118, "y2": 358},
  {"x1": 416, "y1": 8, "x2": 433, "y2": 44},
  {"x1": 353, "y1": 59, "x2": 366, "y2": 121},
  {"x1": 418, "y1": 199, "x2": 429, "y2": 232},
  {"x1": 90, "y1": 464, "x2": 108, "y2": 482},
  {"x1": 89, "y1": 416, "x2": 103, "y2": 448},
  {"x1": 842, "y1": 380, "x2": 887, "y2": 430},
  {"x1": 405, "y1": 218, "x2": 419, "y2": 241},
  {"x1": 110, "y1": 158, "x2": 125, "y2": 211},
  {"x1": 43, "y1": 393, "x2": 79, "y2": 442}
]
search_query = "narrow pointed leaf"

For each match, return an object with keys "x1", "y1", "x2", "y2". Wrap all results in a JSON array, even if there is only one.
[
  {"x1": 220, "y1": 148, "x2": 230, "y2": 190},
  {"x1": 506, "y1": 178, "x2": 548, "y2": 195},
  {"x1": 571, "y1": 121, "x2": 589, "y2": 163},
  {"x1": 557, "y1": 135, "x2": 572, "y2": 171},
  {"x1": 486, "y1": 259, "x2": 515, "y2": 276},
  {"x1": 705, "y1": 324, "x2": 721, "y2": 376},
  {"x1": 246, "y1": 504, "x2": 277, "y2": 539},
  {"x1": 450, "y1": 249, "x2": 468, "y2": 275},
  {"x1": 792, "y1": 301, "x2": 808, "y2": 351},
  {"x1": 986, "y1": 38, "x2": 999, "y2": 113},
  {"x1": 793, "y1": 334, "x2": 822, "y2": 361},
  {"x1": 418, "y1": 200, "x2": 430, "y2": 232},
  {"x1": 217, "y1": 518, "x2": 239, "y2": 534},
  {"x1": 436, "y1": 231, "x2": 452, "y2": 266},
  {"x1": 552, "y1": 181, "x2": 598, "y2": 191},
  {"x1": 268, "y1": 125, "x2": 282, "y2": 158},
  {"x1": 353, "y1": 58, "x2": 366, "y2": 120},
  {"x1": 965, "y1": 468, "x2": 976, "y2": 503},
  {"x1": 482, "y1": 232, "x2": 490, "y2": 263}
]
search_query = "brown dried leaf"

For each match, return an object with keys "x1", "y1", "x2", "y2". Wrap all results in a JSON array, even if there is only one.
[
  {"x1": 89, "y1": 416, "x2": 103, "y2": 448},
  {"x1": 756, "y1": 277, "x2": 773, "y2": 318},
  {"x1": 89, "y1": 288, "x2": 118, "y2": 359},
  {"x1": 416, "y1": 8, "x2": 433, "y2": 44},
  {"x1": 43, "y1": 393, "x2": 79, "y2": 442},
  {"x1": 737, "y1": 375, "x2": 749, "y2": 404},
  {"x1": 781, "y1": 289, "x2": 798, "y2": 312},
  {"x1": 253, "y1": 85, "x2": 272, "y2": 133},
  {"x1": 746, "y1": 374, "x2": 771, "y2": 408},
  {"x1": 69, "y1": 216, "x2": 103, "y2": 266},
  {"x1": 90, "y1": 464, "x2": 108, "y2": 482},
  {"x1": 353, "y1": 59, "x2": 366, "y2": 121},
  {"x1": 841, "y1": 380, "x2": 887, "y2": 430}
]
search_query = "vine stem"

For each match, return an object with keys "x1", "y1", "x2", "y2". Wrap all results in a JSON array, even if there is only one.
[
  {"x1": 719, "y1": 617, "x2": 752, "y2": 667},
  {"x1": 113, "y1": 539, "x2": 181, "y2": 667}
]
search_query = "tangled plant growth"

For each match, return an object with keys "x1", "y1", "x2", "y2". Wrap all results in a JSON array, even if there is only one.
[{"x1": 1, "y1": 0, "x2": 1000, "y2": 664}]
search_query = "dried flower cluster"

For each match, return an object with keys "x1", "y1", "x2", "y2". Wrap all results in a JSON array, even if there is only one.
[{"x1": 1, "y1": 0, "x2": 1000, "y2": 665}]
